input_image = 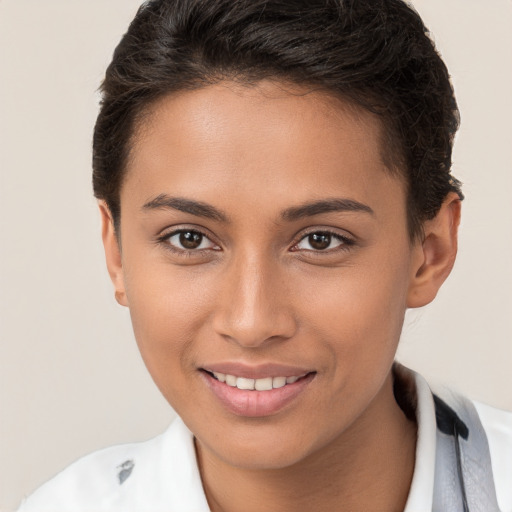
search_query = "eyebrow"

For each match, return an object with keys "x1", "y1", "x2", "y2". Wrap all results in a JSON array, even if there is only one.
[
  {"x1": 142, "y1": 194, "x2": 374, "y2": 223},
  {"x1": 281, "y1": 198, "x2": 374, "y2": 221},
  {"x1": 142, "y1": 194, "x2": 229, "y2": 222}
]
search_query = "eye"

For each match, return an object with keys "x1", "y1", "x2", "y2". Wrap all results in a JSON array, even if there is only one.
[
  {"x1": 294, "y1": 231, "x2": 352, "y2": 251},
  {"x1": 164, "y1": 229, "x2": 218, "y2": 251}
]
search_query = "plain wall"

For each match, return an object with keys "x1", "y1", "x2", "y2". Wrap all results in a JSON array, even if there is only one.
[{"x1": 1, "y1": 0, "x2": 511, "y2": 509}]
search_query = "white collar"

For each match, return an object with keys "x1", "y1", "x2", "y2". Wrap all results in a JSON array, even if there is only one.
[{"x1": 403, "y1": 370, "x2": 437, "y2": 511}]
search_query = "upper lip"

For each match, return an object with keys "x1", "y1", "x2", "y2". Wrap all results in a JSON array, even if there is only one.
[{"x1": 201, "y1": 362, "x2": 314, "y2": 379}]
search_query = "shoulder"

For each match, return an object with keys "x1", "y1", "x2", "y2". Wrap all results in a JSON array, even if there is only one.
[
  {"x1": 18, "y1": 442, "x2": 137, "y2": 511},
  {"x1": 474, "y1": 400, "x2": 512, "y2": 512},
  {"x1": 17, "y1": 432, "x2": 167, "y2": 512},
  {"x1": 433, "y1": 382, "x2": 512, "y2": 512},
  {"x1": 407, "y1": 367, "x2": 512, "y2": 512},
  {"x1": 17, "y1": 417, "x2": 209, "y2": 512}
]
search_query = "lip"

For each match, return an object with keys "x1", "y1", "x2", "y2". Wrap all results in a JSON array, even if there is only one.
[
  {"x1": 200, "y1": 365, "x2": 316, "y2": 417},
  {"x1": 201, "y1": 362, "x2": 313, "y2": 379}
]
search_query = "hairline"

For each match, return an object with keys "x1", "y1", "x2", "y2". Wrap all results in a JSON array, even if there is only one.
[{"x1": 112, "y1": 77, "x2": 414, "y2": 238}]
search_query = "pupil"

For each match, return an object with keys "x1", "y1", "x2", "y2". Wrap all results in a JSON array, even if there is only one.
[
  {"x1": 180, "y1": 231, "x2": 202, "y2": 249},
  {"x1": 309, "y1": 233, "x2": 331, "y2": 250}
]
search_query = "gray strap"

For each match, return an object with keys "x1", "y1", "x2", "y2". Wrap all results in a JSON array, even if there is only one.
[{"x1": 432, "y1": 391, "x2": 500, "y2": 512}]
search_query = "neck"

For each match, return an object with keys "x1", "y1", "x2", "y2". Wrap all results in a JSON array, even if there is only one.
[{"x1": 195, "y1": 373, "x2": 417, "y2": 512}]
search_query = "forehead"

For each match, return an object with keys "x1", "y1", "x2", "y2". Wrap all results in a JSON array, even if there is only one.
[
  {"x1": 123, "y1": 80, "x2": 406, "y2": 223},
  {"x1": 131, "y1": 81, "x2": 387, "y2": 169}
]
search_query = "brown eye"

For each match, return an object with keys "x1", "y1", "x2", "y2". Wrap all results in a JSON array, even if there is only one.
[
  {"x1": 295, "y1": 231, "x2": 349, "y2": 252},
  {"x1": 180, "y1": 231, "x2": 203, "y2": 249},
  {"x1": 308, "y1": 233, "x2": 331, "y2": 250},
  {"x1": 165, "y1": 230, "x2": 218, "y2": 251}
]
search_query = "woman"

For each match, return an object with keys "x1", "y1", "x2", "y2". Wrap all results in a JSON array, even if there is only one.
[{"x1": 17, "y1": 0, "x2": 512, "y2": 510}]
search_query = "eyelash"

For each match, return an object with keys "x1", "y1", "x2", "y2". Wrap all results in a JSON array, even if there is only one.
[
  {"x1": 156, "y1": 228, "x2": 220, "y2": 256},
  {"x1": 156, "y1": 228, "x2": 355, "y2": 256},
  {"x1": 291, "y1": 229, "x2": 355, "y2": 253}
]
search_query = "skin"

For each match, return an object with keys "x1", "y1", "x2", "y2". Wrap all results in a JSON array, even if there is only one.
[{"x1": 100, "y1": 81, "x2": 460, "y2": 511}]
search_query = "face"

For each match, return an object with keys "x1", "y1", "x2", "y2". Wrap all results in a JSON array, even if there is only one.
[{"x1": 108, "y1": 81, "x2": 426, "y2": 470}]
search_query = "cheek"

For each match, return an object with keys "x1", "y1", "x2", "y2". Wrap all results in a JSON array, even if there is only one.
[
  {"x1": 299, "y1": 256, "x2": 408, "y2": 331},
  {"x1": 122, "y1": 256, "x2": 218, "y2": 391},
  {"x1": 285, "y1": 258, "x2": 410, "y2": 437},
  {"x1": 296, "y1": 252, "x2": 410, "y2": 375}
]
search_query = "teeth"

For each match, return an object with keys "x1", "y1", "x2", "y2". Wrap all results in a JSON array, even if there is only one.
[
  {"x1": 225, "y1": 374, "x2": 237, "y2": 387},
  {"x1": 255, "y1": 377, "x2": 273, "y2": 391},
  {"x1": 272, "y1": 376, "x2": 286, "y2": 388},
  {"x1": 210, "y1": 371, "x2": 306, "y2": 390},
  {"x1": 236, "y1": 377, "x2": 255, "y2": 390},
  {"x1": 213, "y1": 372, "x2": 226, "y2": 383}
]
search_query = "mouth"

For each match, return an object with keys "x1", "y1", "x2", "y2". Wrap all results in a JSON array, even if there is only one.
[
  {"x1": 204, "y1": 370, "x2": 310, "y2": 390},
  {"x1": 200, "y1": 367, "x2": 316, "y2": 417}
]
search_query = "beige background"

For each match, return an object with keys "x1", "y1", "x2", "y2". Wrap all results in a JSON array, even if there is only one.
[{"x1": 1, "y1": 0, "x2": 511, "y2": 509}]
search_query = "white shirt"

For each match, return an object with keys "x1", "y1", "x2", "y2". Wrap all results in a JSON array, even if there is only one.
[{"x1": 18, "y1": 371, "x2": 512, "y2": 512}]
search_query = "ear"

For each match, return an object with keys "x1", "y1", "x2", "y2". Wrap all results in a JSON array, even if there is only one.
[
  {"x1": 98, "y1": 201, "x2": 129, "y2": 307},
  {"x1": 407, "y1": 192, "x2": 461, "y2": 308}
]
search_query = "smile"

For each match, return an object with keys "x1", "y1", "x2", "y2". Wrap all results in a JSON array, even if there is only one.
[
  {"x1": 201, "y1": 368, "x2": 316, "y2": 417},
  {"x1": 210, "y1": 371, "x2": 306, "y2": 391}
]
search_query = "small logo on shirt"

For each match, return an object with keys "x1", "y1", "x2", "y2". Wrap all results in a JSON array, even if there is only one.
[{"x1": 117, "y1": 459, "x2": 135, "y2": 485}]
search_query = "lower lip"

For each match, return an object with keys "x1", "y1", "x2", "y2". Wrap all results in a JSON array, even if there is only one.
[{"x1": 201, "y1": 371, "x2": 315, "y2": 417}]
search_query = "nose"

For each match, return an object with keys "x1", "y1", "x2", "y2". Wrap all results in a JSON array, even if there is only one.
[{"x1": 212, "y1": 252, "x2": 297, "y2": 348}]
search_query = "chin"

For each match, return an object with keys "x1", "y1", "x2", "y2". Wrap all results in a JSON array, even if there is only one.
[
  {"x1": 194, "y1": 419, "x2": 331, "y2": 471},
  {"x1": 212, "y1": 442, "x2": 313, "y2": 471}
]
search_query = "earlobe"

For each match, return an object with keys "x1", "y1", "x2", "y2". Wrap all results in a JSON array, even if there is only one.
[
  {"x1": 98, "y1": 201, "x2": 129, "y2": 307},
  {"x1": 407, "y1": 193, "x2": 461, "y2": 308}
]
